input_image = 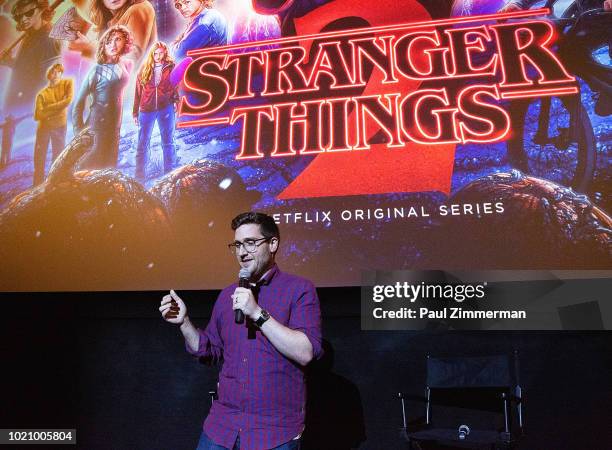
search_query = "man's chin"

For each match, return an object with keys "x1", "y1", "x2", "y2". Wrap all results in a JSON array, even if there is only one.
[{"x1": 239, "y1": 261, "x2": 254, "y2": 272}]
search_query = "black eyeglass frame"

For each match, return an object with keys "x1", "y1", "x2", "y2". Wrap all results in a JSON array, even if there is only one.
[{"x1": 228, "y1": 237, "x2": 272, "y2": 254}]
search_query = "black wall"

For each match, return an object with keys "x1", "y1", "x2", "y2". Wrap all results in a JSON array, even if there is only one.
[{"x1": 2, "y1": 289, "x2": 612, "y2": 450}]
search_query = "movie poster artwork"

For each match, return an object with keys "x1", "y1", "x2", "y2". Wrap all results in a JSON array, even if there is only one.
[{"x1": 0, "y1": 0, "x2": 610, "y2": 291}]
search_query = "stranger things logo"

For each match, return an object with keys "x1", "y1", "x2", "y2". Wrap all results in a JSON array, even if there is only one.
[{"x1": 177, "y1": 9, "x2": 577, "y2": 199}]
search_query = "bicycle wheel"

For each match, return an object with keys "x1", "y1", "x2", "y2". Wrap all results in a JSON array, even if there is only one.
[{"x1": 506, "y1": 93, "x2": 596, "y2": 193}]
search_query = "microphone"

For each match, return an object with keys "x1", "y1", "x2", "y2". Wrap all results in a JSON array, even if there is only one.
[
  {"x1": 458, "y1": 424, "x2": 470, "y2": 440},
  {"x1": 236, "y1": 268, "x2": 251, "y2": 324}
]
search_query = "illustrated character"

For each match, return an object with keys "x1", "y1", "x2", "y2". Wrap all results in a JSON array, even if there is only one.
[
  {"x1": 72, "y1": 25, "x2": 132, "y2": 169},
  {"x1": 0, "y1": 0, "x2": 61, "y2": 113},
  {"x1": 0, "y1": 0, "x2": 20, "y2": 109},
  {"x1": 172, "y1": 0, "x2": 228, "y2": 60},
  {"x1": 69, "y1": 0, "x2": 157, "y2": 61},
  {"x1": 133, "y1": 41, "x2": 179, "y2": 179},
  {"x1": 33, "y1": 62, "x2": 74, "y2": 185}
]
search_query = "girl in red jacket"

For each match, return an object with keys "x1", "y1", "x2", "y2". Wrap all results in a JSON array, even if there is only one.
[{"x1": 133, "y1": 41, "x2": 178, "y2": 179}]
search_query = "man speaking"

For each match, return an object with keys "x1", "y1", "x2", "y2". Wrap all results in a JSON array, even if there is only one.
[{"x1": 160, "y1": 212, "x2": 323, "y2": 450}]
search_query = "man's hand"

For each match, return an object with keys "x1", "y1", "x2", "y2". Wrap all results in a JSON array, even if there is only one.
[
  {"x1": 232, "y1": 287, "x2": 261, "y2": 320},
  {"x1": 160, "y1": 289, "x2": 187, "y2": 325},
  {"x1": 133, "y1": 115, "x2": 139, "y2": 126}
]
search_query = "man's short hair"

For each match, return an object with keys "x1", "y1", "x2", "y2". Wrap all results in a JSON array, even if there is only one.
[
  {"x1": 46, "y1": 63, "x2": 64, "y2": 80},
  {"x1": 231, "y1": 212, "x2": 279, "y2": 240}
]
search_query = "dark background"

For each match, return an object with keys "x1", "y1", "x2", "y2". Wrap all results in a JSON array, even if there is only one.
[{"x1": 2, "y1": 288, "x2": 612, "y2": 449}]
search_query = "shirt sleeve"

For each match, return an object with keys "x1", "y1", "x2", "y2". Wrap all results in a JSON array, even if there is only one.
[
  {"x1": 171, "y1": 67, "x2": 180, "y2": 104},
  {"x1": 185, "y1": 292, "x2": 225, "y2": 363},
  {"x1": 34, "y1": 93, "x2": 45, "y2": 122},
  {"x1": 288, "y1": 279, "x2": 323, "y2": 360}
]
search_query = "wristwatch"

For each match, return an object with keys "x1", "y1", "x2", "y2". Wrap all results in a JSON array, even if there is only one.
[{"x1": 254, "y1": 309, "x2": 271, "y2": 328}]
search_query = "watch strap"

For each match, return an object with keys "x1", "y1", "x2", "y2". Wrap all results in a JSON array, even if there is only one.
[{"x1": 254, "y1": 309, "x2": 270, "y2": 328}]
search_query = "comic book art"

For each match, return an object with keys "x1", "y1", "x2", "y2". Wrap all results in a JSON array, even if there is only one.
[{"x1": 0, "y1": 0, "x2": 610, "y2": 290}]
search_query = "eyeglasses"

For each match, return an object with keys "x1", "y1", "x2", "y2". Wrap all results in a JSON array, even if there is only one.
[
  {"x1": 228, "y1": 237, "x2": 271, "y2": 255},
  {"x1": 13, "y1": 7, "x2": 38, "y2": 22}
]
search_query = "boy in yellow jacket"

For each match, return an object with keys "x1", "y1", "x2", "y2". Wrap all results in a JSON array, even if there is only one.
[{"x1": 33, "y1": 63, "x2": 73, "y2": 185}]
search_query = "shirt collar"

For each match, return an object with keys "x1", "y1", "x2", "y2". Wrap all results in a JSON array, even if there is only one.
[
  {"x1": 190, "y1": 7, "x2": 211, "y2": 26},
  {"x1": 253, "y1": 264, "x2": 279, "y2": 287}
]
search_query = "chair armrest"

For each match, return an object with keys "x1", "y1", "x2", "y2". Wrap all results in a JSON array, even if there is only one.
[
  {"x1": 398, "y1": 392, "x2": 429, "y2": 431},
  {"x1": 398, "y1": 392, "x2": 427, "y2": 402}
]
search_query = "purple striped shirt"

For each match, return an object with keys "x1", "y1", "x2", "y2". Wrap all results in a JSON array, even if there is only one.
[{"x1": 187, "y1": 265, "x2": 323, "y2": 450}]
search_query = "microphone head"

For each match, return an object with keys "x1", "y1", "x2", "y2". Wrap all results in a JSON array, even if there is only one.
[
  {"x1": 239, "y1": 267, "x2": 251, "y2": 279},
  {"x1": 458, "y1": 424, "x2": 470, "y2": 440}
]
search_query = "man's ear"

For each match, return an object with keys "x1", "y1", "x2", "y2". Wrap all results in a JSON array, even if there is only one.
[{"x1": 269, "y1": 237, "x2": 279, "y2": 254}]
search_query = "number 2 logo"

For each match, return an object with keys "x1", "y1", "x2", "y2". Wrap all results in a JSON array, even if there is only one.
[{"x1": 276, "y1": 0, "x2": 457, "y2": 199}]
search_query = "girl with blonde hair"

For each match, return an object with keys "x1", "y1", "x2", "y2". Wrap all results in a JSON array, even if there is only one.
[{"x1": 132, "y1": 41, "x2": 178, "y2": 178}]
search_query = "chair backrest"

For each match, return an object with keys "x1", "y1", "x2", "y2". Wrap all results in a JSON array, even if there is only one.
[
  {"x1": 424, "y1": 354, "x2": 520, "y2": 432},
  {"x1": 427, "y1": 355, "x2": 514, "y2": 390}
]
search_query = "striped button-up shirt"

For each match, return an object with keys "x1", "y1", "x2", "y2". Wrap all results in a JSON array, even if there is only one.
[{"x1": 187, "y1": 265, "x2": 323, "y2": 450}]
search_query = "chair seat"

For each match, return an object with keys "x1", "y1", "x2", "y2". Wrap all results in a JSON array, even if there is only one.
[{"x1": 407, "y1": 428, "x2": 504, "y2": 447}]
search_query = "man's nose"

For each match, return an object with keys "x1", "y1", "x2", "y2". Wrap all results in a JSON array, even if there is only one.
[{"x1": 237, "y1": 245, "x2": 248, "y2": 257}]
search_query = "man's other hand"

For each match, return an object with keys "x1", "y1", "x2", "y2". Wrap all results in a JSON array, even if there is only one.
[{"x1": 160, "y1": 289, "x2": 186, "y2": 324}]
